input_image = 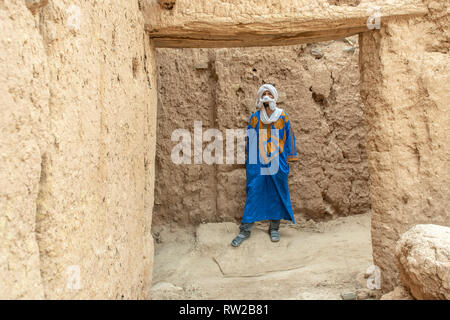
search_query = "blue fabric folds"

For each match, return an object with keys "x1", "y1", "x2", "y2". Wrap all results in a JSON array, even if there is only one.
[{"x1": 241, "y1": 110, "x2": 298, "y2": 224}]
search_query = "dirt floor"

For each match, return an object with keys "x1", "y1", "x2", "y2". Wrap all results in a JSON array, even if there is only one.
[{"x1": 150, "y1": 212, "x2": 377, "y2": 300}]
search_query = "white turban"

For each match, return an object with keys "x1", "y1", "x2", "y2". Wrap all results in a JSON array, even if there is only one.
[{"x1": 255, "y1": 84, "x2": 283, "y2": 125}]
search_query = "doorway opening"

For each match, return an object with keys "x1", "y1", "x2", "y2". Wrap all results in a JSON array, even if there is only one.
[{"x1": 150, "y1": 35, "x2": 375, "y2": 300}]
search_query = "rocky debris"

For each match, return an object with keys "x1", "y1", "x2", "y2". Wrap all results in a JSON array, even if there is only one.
[
  {"x1": 340, "y1": 291, "x2": 356, "y2": 300},
  {"x1": 352, "y1": 269, "x2": 382, "y2": 299},
  {"x1": 380, "y1": 286, "x2": 414, "y2": 300},
  {"x1": 353, "y1": 270, "x2": 368, "y2": 290},
  {"x1": 355, "y1": 288, "x2": 382, "y2": 300},
  {"x1": 395, "y1": 224, "x2": 450, "y2": 300}
]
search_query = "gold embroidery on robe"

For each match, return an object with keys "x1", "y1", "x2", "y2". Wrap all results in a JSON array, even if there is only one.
[
  {"x1": 274, "y1": 117, "x2": 285, "y2": 130},
  {"x1": 257, "y1": 115, "x2": 288, "y2": 164},
  {"x1": 250, "y1": 115, "x2": 258, "y2": 128},
  {"x1": 259, "y1": 131, "x2": 281, "y2": 164}
]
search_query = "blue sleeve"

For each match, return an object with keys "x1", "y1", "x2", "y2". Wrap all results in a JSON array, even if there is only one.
[
  {"x1": 246, "y1": 112, "x2": 258, "y2": 164},
  {"x1": 285, "y1": 119, "x2": 299, "y2": 162}
]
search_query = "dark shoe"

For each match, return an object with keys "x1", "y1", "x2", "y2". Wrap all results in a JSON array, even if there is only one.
[
  {"x1": 269, "y1": 229, "x2": 280, "y2": 242},
  {"x1": 231, "y1": 233, "x2": 250, "y2": 247},
  {"x1": 269, "y1": 220, "x2": 280, "y2": 242}
]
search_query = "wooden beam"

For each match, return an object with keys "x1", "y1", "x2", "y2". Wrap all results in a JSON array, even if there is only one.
[
  {"x1": 148, "y1": 26, "x2": 369, "y2": 48},
  {"x1": 143, "y1": 0, "x2": 427, "y2": 48}
]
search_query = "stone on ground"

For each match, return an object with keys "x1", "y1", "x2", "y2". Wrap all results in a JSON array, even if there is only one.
[
  {"x1": 395, "y1": 224, "x2": 450, "y2": 300},
  {"x1": 380, "y1": 286, "x2": 414, "y2": 300}
]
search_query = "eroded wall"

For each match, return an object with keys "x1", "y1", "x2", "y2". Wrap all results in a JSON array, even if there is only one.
[
  {"x1": 359, "y1": 0, "x2": 449, "y2": 291},
  {"x1": 154, "y1": 36, "x2": 371, "y2": 226},
  {"x1": 0, "y1": 0, "x2": 49, "y2": 299},
  {"x1": 0, "y1": 0, "x2": 157, "y2": 299}
]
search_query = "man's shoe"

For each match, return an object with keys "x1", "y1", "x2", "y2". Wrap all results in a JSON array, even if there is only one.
[
  {"x1": 231, "y1": 233, "x2": 249, "y2": 247},
  {"x1": 269, "y1": 229, "x2": 280, "y2": 242}
]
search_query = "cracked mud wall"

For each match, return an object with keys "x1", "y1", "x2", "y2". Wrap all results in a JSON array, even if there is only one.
[
  {"x1": 359, "y1": 0, "x2": 449, "y2": 292},
  {"x1": 154, "y1": 36, "x2": 371, "y2": 226},
  {"x1": 1, "y1": 0, "x2": 157, "y2": 299}
]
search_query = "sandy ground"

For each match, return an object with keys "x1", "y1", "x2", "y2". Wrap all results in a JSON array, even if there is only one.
[{"x1": 150, "y1": 213, "x2": 378, "y2": 300}]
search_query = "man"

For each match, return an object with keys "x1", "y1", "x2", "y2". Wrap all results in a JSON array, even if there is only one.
[{"x1": 231, "y1": 84, "x2": 299, "y2": 247}]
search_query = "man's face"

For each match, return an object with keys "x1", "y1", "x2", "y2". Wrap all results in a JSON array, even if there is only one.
[{"x1": 262, "y1": 90, "x2": 274, "y2": 99}]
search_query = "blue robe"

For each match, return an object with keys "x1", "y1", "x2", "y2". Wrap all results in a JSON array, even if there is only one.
[{"x1": 242, "y1": 110, "x2": 299, "y2": 224}]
